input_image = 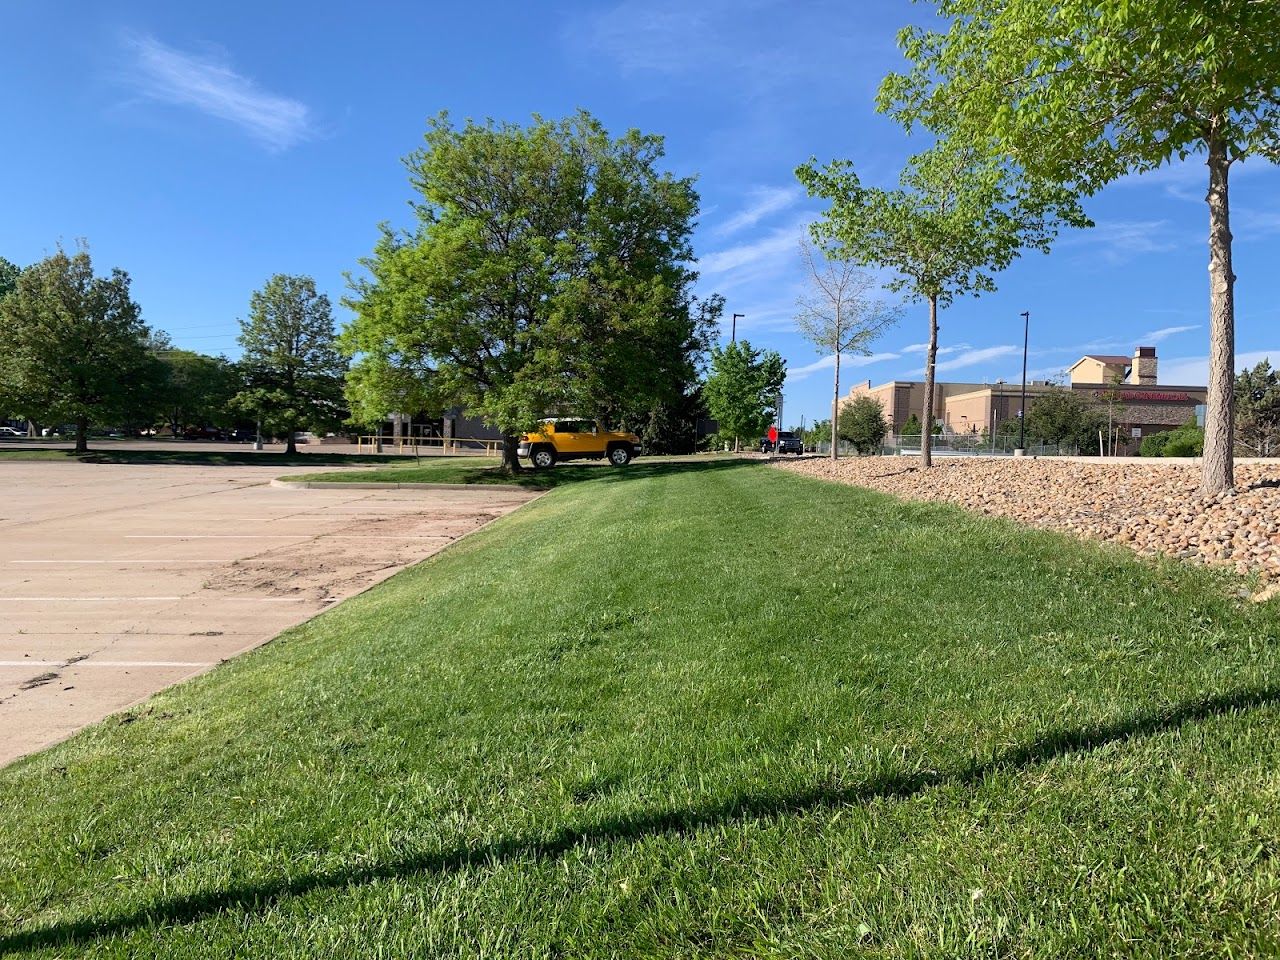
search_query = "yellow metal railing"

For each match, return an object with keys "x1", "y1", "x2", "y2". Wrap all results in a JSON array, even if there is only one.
[{"x1": 357, "y1": 435, "x2": 504, "y2": 455}]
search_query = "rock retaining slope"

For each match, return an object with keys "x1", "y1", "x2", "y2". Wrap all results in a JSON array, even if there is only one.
[{"x1": 776, "y1": 456, "x2": 1280, "y2": 590}]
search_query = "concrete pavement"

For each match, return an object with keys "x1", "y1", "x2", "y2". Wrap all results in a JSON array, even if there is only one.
[{"x1": 0, "y1": 461, "x2": 539, "y2": 765}]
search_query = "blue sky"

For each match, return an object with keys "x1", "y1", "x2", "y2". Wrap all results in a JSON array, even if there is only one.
[{"x1": 4, "y1": 0, "x2": 1279, "y2": 427}]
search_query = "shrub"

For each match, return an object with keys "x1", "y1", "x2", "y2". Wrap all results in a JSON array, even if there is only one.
[
  {"x1": 1162, "y1": 419, "x2": 1205, "y2": 457},
  {"x1": 1139, "y1": 431, "x2": 1172, "y2": 457}
]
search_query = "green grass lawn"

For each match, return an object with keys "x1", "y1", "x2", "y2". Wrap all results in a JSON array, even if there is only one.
[{"x1": 3, "y1": 460, "x2": 1279, "y2": 957}]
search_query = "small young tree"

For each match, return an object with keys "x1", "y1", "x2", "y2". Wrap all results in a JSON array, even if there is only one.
[
  {"x1": 702, "y1": 339, "x2": 785, "y2": 451},
  {"x1": 232, "y1": 275, "x2": 346, "y2": 455},
  {"x1": 1235, "y1": 360, "x2": 1280, "y2": 457},
  {"x1": 901, "y1": 413, "x2": 922, "y2": 437},
  {"x1": 794, "y1": 241, "x2": 899, "y2": 461},
  {"x1": 0, "y1": 248, "x2": 154, "y2": 452},
  {"x1": 798, "y1": 142, "x2": 1086, "y2": 469},
  {"x1": 879, "y1": 0, "x2": 1280, "y2": 492},
  {"x1": 838, "y1": 395, "x2": 889, "y2": 455}
]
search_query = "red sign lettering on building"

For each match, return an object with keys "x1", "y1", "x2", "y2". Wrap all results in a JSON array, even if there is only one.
[{"x1": 1090, "y1": 389, "x2": 1192, "y2": 402}]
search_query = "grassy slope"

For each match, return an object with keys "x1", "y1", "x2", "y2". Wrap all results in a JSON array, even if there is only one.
[{"x1": 2, "y1": 460, "x2": 1279, "y2": 958}]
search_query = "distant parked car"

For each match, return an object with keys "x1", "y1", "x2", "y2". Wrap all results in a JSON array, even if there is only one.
[
  {"x1": 0, "y1": 426, "x2": 25, "y2": 438},
  {"x1": 183, "y1": 426, "x2": 225, "y2": 441},
  {"x1": 762, "y1": 431, "x2": 803, "y2": 455},
  {"x1": 226, "y1": 428, "x2": 255, "y2": 442}
]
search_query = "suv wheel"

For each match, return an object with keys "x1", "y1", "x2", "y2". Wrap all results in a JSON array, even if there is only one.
[
  {"x1": 531, "y1": 446, "x2": 557, "y2": 469},
  {"x1": 608, "y1": 444, "x2": 633, "y2": 466}
]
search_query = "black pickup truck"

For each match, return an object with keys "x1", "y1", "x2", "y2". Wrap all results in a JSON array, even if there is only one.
[{"x1": 760, "y1": 431, "x2": 804, "y2": 455}]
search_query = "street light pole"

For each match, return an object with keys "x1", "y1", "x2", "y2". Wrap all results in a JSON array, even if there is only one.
[
  {"x1": 1017, "y1": 311, "x2": 1030, "y2": 456},
  {"x1": 731, "y1": 313, "x2": 744, "y2": 343}
]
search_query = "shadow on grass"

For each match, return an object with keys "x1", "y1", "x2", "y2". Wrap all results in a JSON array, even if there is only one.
[
  {"x1": 4, "y1": 684, "x2": 1278, "y2": 954},
  {"x1": 507, "y1": 456, "x2": 761, "y2": 489}
]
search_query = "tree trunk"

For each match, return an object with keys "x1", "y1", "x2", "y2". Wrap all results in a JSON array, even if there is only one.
[
  {"x1": 500, "y1": 434, "x2": 523, "y2": 473},
  {"x1": 920, "y1": 296, "x2": 939, "y2": 469},
  {"x1": 1201, "y1": 133, "x2": 1236, "y2": 494},
  {"x1": 27, "y1": 420, "x2": 39, "y2": 439},
  {"x1": 74, "y1": 417, "x2": 88, "y2": 454},
  {"x1": 831, "y1": 350, "x2": 841, "y2": 461},
  {"x1": 285, "y1": 430, "x2": 297, "y2": 456}
]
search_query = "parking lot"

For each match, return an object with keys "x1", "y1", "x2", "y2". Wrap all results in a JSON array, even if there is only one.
[{"x1": 0, "y1": 461, "x2": 539, "y2": 765}]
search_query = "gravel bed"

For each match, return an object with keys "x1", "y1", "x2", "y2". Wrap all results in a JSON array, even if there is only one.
[{"x1": 775, "y1": 456, "x2": 1280, "y2": 594}]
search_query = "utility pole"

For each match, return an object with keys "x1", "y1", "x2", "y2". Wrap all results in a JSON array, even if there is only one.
[
  {"x1": 731, "y1": 313, "x2": 744, "y2": 343},
  {"x1": 1017, "y1": 311, "x2": 1029, "y2": 456}
]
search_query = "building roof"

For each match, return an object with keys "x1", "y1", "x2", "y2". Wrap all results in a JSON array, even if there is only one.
[{"x1": 1074, "y1": 354, "x2": 1131, "y2": 365}]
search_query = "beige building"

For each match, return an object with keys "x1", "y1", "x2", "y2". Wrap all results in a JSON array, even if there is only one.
[
  {"x1": 846, "y1": 346, "x2": 1205, "y2": 452},
  {"x1": 845, "y1": 379, "x2": 989, "y2": 432}
]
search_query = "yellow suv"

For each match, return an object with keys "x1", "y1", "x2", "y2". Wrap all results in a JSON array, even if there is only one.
[{"x1": 517, "y1": 418, "x2": 642, "y2": 469}]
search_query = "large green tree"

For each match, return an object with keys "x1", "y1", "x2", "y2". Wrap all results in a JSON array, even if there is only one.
[
  {"x1": 1235, "y1": 359, "x2": 1280, "y2": 457},
  {"x1": 232, "y1": 274, "x2": 346, "y2": 455},
  {"x1": 156, "y1": 350, "x2": 241, "y2": 437},
  {"x1": 0, "y1": 257, "x2": 18, "y2": 300},
  {"x1": 343, "y1": 111, "x2": 717, "y2": 472},
  {"x1": 798, "y1": 142, "x2": 1086, "y2": 467},
  {"x1": 0, "y1": 249, "x2": 155, "y2": 452},
  {"x1": 793, "y1": 241, "x2": 898, "y2": 461},
  {"x1": 879, "y1": 0, "x2": 1280, "y2": 491},
  {"x1": 702, "y1": 339, "x2": 786, "y2": 450}
]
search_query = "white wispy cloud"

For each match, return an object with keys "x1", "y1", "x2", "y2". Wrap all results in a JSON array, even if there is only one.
[
  {"x1": 1074, "y1": 219, "x2": 1185, "y2": 263},
  {"x1": 122, "y1": 33, "x2": 315, "y2": 151},
  {"x1": 714, "y1": 186, "x2": 801, "y2": 237},
  {"x1": 698, "y1": 218, "x2": 808, "y2": 278},
  {"x1": 935, "y1": 344, "x2": 1022, "y2": 373},
  {"x1": 1159, "y1": 349, "x2": 1280, "y2": 387},
  {"x1": 1114, "y1": 156, "x2": 1274, "y2": 201},
  {"x1": 898, "y1": 342, "x2": 972, "y2": 356},
  {"x1": 787, "y1": 351, "x2": 900, "y2": 381},
  {"x1": 1138, "y1": 324, "x2": 1199, "y2": 343}
]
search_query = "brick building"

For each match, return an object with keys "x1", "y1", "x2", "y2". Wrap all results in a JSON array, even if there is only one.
[{"x1": 845, "y1": 346, "x2": 1206, "y2": 453}]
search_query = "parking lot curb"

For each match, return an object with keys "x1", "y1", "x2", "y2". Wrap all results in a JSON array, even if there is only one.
[{"x1": 271, "y1": 478, "x2": 533, "y2": 493}]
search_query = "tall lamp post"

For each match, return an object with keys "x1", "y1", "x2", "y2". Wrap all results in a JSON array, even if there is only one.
[
  {"x1": 1016, "y1": 310, "x2": 1030, "y2": 456},
  {"x1": 731, "y1": 313, "x2": 744, "y2": 343}
]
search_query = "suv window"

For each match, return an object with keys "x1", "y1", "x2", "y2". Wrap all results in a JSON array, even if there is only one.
[
  {"x1": 554, "y1": 420, "x2": 595, "y2": 433},
  {"x1": 777, "y1": 431, "x2": 797, "y2": 439}
]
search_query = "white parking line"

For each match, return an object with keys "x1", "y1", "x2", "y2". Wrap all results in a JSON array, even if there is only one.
[
  {"x1": 1, "y1": 597, "x2": 321, "y2": 602},
  {"x1": 125, "y1": 535, "x2": 453, "y2": 540},
  {"x1": 10, "y1": 560, "x2": 211, "y2": 565},
  {"x1": 0, "y1": 660, "x2": 214, "y2": 668}
]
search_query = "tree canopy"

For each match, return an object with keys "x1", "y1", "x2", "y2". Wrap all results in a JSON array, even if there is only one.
[
  {"x1": 794, "y1": 241, "x2": 898, "y2": 460},
  {"x1": 702, "y1": 339, "x2": 786, "y2": 450},
  {"x1": 233, "y1": 274, "x2": 346, "y2": 455},
  {"x1": 798, "y1": 141, "x2": 1087, "y2": 467},
  {"x1": 878, "y1": 0, "x2": 1280, "y2": 490},
  {"x1": 838, "y1": 395, "x2": 889, "y2": 455},
  {"x1": 1236, "y1": 359, "x2": 1280, "y2": 457},
  {"x1": 343, "y1": 111, "x2": 718, "y2": 471},
  {"x1": 0, "y1": 248, "x2": 155, "y2": 451}
]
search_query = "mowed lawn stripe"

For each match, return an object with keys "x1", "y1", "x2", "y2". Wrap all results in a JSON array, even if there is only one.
[{"x1": 1, "y1": 459, "x2": 1279, "y2": 958}]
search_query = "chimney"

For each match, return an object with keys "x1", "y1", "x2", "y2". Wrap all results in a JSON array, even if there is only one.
[{"x1": 1129, "y1": 346, "x2": 1157, "y2": 385}]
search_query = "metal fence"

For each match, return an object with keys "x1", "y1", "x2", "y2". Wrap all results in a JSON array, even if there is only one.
[{"x1": 811, "y1": 435, "x2": 1081, "y2": 458}]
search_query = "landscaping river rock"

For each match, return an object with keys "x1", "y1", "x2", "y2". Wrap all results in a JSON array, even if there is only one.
[{"x1": 776, "y1": 456, "x2": 1280, "y2": 595}]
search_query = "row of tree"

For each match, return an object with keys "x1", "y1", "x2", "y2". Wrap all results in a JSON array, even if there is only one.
[
  {"x1": 794, "y1": 0, "x2": 1279, "y2": 492},
  {"x1": 2, "y1": 113, "x2": 734, "y2": 465},
  {"x1": 0, "y1": 252, "x2": 345, "y2": 454}
]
